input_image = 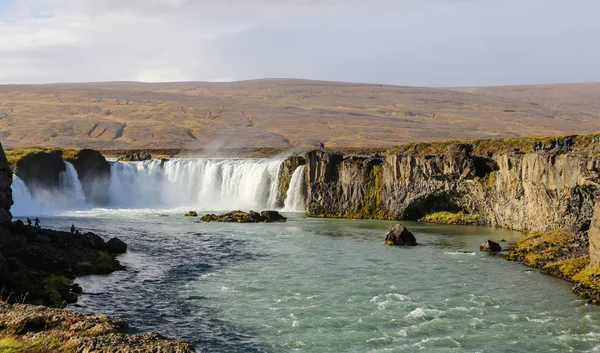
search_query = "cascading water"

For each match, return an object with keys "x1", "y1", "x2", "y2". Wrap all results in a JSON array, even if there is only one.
[
  {"x1": 10, "y1": 175, "x2": 36, "y2": 217},
  {"x1": 283, "y1": 166, "x2": 306, "y2": 212},
  {"x1": 108, "y1": 158, "x2": 285, "y2": 211},
  {"x1": 10, "y1": 158, "x2": 308, "y2": 215},
  {"x1": 61, "y1": 162, "x2": 87, "y2": 205}
]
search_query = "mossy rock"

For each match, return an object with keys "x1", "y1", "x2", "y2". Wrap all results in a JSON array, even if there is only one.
[{"x1": 184, "y1": 211, "x2": 198, "y2": 217}]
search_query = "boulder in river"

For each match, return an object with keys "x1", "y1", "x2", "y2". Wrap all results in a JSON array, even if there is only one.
[
  {"x1": 185, "y1": 210, "x2": 198, "y2": 217},
  {"x1": 260, "y1": 210, "x2": 287, "y2": 223},
  {"x1": 384, "y1": 224, "x2": 417, "y2": 246},
  {"x1": 106, "y1": 237, "x2": 127, "y2": 254},
  {"x1": 480, "y1": 240, "x2": 502, "y2": 252}
]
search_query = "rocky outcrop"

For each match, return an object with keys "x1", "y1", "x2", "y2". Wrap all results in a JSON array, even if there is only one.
[
  {"x1": 304, "y1": 147, "x2": 600, "y2": 232},
  {"x1": 67, "y1": 149, "x2": 111, "y2": 204},
  {"x1": 118, "y1": 152, "x2": 152, "y2": 162},
  {"x1": 384, "y1": 224, "x2": 417, "y2": 246},
  {"x1": 589, "y1": 201, "x2": 600, "y2": 269},
  {"x1": 200, "y1": 210, "x2": 287, "y2": 223},
  {"x1": 276, "y1": 155, "x2": 306, "y2": 207},
  {"x1": 0, "y1": 302, "x2": 194, "y2": 352},
  {"x1": 0, "y1": 142, "x2": 13, "y2": 225},
  {"x1": 15, "y1": 150, "x2": 66, "y2": 193},
  {"x1": 0, "y1": 221, "x2": 125, "y2": 307}
]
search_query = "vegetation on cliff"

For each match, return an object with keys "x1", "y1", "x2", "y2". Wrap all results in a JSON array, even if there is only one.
[
  {"x1": 4, "y1": 147, "x2": 81, "y2": 167},
  {"x1": 387, "y1": 133, "x2": 600, "y2": 156}
]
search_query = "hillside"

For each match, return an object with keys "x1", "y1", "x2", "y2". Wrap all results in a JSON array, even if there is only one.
[{"x1": 1, "y1": 79, "x2": 599, "y2": 149}]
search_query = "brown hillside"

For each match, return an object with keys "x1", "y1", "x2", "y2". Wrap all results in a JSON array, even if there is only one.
[{"x1": 0, "y1": 79, "x2": 599, "y2": 149}]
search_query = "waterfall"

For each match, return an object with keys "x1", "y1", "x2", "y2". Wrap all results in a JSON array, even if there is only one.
[
  {"x1": 9, "y1": 157, "x2": 307, "y2": 213},
  {"x1": 61, "y1": 162, "x2": 87, "y2": 205},
  {"x1": 10, "y1": 175, "x2": 37, "y2": 216},
  {"x1": 108, "y1": 158, "x2": 284, "y2": 211},
  {"x1": 283, "y1": 166, "x2": 306, "y2": 212}
]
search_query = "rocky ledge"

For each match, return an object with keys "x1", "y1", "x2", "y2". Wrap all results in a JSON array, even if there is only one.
[
  {"x1": 198, "y1": 210, "x2": 287, "y2": 223},
  {"x1": 0, "y1": 220, "x2": 126, "y2": 308},
  {"x1": 0, "y1": 302, "x2": 194, "y2": 352}
]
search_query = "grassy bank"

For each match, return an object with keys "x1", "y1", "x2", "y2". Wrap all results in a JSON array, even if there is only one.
[{"x1": 506, "y1": 230, "x2": 600, "y2": 303}]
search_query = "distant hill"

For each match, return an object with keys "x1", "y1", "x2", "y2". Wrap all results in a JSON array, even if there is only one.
[{"x1": 0, "y1": 79, "x2": 599, "y2": 149}]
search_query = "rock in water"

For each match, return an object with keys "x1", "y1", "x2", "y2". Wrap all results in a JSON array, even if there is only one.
[
  {"x1": 384, "y1": 224, "x2": 417, "y2": 246},
  {"x1": 185, "y1": 210, "x2": 198, "y2": 217},
  {"x1": 480, "y1": 240, "x2": 502, "y2": 252},
  {"x1": 106, "y1": 237, "x2": 127, "y2": 254},
  {"x1": 260, "y1": 210, "x2": 287, "y2": 222}
]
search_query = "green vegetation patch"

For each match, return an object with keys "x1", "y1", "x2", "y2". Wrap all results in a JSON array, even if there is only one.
[
  {"x1": 4, "y1": 147, "x2": 81, "y2": 166},
  {"x1": 420, "y1": 211, "x2": 484, "y2": 225}
]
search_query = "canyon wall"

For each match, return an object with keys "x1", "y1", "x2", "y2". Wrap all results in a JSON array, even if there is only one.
[
  {"x1": 0, "y1": 142, "x2": 12, "y2": 225},
  {"x1": 302, "y1": 146, "x2": 600, "y2": 232}
]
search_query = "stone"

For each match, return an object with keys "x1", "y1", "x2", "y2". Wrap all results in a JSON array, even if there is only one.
[
  {"x1": 80, "y1": 232, "x2": 106, "y2": 250},
  {"x1": 184, "y1": 210, "x2": 198, "y2": 217},
  {"x1": 260, "y1": 210, "x2": 287, "y2": 222},
  {"x1": 105, "y1": 238, "x2": 127, "y2": 254},
  {"x1": 384, "y1": 224, "x2": 417, "y2": 246},
  {"x1": 480, "y1": 240, "x2": 502, "y2": 252}
]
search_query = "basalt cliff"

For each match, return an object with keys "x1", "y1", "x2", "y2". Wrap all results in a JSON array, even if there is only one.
[{"x1": 297, "y1": 145, "x2": 600, "y2": 233}]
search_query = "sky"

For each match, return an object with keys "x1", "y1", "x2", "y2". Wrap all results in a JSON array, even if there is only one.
[{"x1": 0, "y1": 0, "x2": 598, "y2": 86}]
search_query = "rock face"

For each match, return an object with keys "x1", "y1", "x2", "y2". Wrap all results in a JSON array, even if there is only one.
[
  {"x1": 0, "y1": 142, "x2": 13, "y2": 225},
  {"x1": 589, "y1": 201, "x2": 600, "y2": 269},
  {"x1": 304, "y1": 147, "x2": 600, "y2": 232},
  {"x1": 67, "y1": 149, "x2": 111, "y2": 204},
  {"x1": 384, "y1": 224, "x2": 417, "y2": 246},
  {"x1": 15, "y1": 150, "x2": 66, "y2": 193}
]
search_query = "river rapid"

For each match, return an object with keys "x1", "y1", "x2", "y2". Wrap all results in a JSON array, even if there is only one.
[{"x1": 10, "y1": 158, "x2": 600, "y2": 352}]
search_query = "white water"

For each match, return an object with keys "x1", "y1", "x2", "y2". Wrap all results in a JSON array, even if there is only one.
[
  {"x1": 11, "y1": 158, "x2": 307, "y2": 216},
  {"x1": 10, "y1": 176, "x2": 36, "y2": 216},
  {"x1": 61, "y1": 162, "x2": 87, "y2": 205},
  {"x1": 283, "y1": 166, "x2": 306, "y2": 212}
]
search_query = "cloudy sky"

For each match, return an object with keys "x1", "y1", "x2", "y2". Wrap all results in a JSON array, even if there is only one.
[{"x1": 0, "y1": 0, "x2": 598, "y2": 86}]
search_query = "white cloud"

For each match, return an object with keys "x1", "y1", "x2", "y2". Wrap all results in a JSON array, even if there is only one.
[{"x1": 0, "y1": 0, "x2": 599, "y2": 85}]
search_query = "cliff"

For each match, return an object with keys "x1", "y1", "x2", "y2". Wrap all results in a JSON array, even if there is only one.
[
  {"x1": 303, "y1": 146, "x2": 600, "y2": 232},
  {"x1": 0, "y1": 142, "x2": 12, "y2": 226}
]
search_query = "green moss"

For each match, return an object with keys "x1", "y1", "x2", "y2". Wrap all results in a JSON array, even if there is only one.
[
  {"x1": 421, "y1": 211, "x2": 484, "y2": 225},
  {"x1": 387, "y1": 133, "x2": 597, "y2": 156},
  {"x1": 483, "y1": 171, "x2": 496, "y2": 188},
  {"x1": 0, "y1": 337, "x2": 24, "y2": 352}
]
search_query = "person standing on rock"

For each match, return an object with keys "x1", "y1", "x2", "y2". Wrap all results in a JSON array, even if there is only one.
[
  {"x1": 27, "y1": 218, "x2": 32, "y2": 227},
  {"x1": 34, "y1": 217, "x2": 41, "y2": 232},
  {"x1": 71, "y1": 224, "x2": 76, "y2": 234}
]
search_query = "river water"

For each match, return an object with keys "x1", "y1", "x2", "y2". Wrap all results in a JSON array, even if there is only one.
[{"x1": 10, "y1": 158, "x2": 600, "y2": 352}]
